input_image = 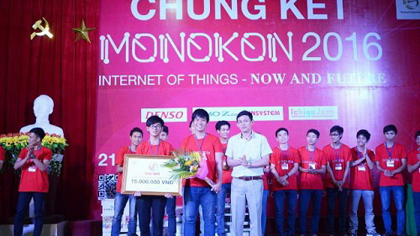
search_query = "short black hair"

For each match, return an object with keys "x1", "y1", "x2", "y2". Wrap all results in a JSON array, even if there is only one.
[
  {"x1": 192, "y1": 109, "x2": 209, "y2": 122},
  {"x1": 146, "y1": 115, "x2": 164, "y2": 127},
  {"x1": 275, "y1": 127, "x2": 289, "y2": 137},
  {"x1": 356, "y1": 129, "x2": 371, "y2": 141},
  {"x1": 215, "y1": 120, "x2": 230, "y2": 131},
  {"x1": 130, "y1": 127, "x2": 143, "y2": 136},
  {"x1": 162, "y1": 125, "x2": 169, "y2": 135},
  {"x1": 236, "y1": 110, "x2": 253, "y2": 121},
  {"x1": 30, "y1": 127, "x2": 46, "y2": 140},
  {"x1": 330, "y1": 125, "x2": 344, "y2": 135},
  {"x1": 307, "y1": 129, "x2": 320, "y2": 138},
  {"x1": 415, "y1": 130, "x2": 420, "y2": 139},
  {"x1": 383, "y1": 124, "x2": 398, "y2": 134}
]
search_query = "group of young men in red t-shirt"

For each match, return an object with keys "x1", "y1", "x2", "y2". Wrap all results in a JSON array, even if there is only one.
[
  {"x1": 7, "y1": 110, "x2": 419, "y2": 236},
  {"x1": 109, "y1": 111, "x2": 420, "y2": 236},
  {"x1": 268, "y1": 125, "x2": 420, "y2": 236}
]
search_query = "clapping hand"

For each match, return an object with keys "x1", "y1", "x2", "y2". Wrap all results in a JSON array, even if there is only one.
[{"x1": 240, "y1": 155, "x2": 248, "y2": 167}]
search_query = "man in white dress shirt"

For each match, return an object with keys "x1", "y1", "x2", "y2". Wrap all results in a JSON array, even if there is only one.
[{"x1": 226, "y1": 110, "x2": 272, "y2": 236}]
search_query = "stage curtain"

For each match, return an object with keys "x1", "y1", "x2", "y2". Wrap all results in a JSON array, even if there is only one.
[{"x1": 0, "y1": 0, "x2": 99, "y2": 222}]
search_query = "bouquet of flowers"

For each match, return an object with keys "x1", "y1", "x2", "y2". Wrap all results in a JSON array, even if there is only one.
[
  {"x1": 41, "y1": 133, "x2": 68, "y2": 176},
  {"x1": 0, "y1": 133, "x2": 30, "y2": 166},
  {"x1": 0, "y1": 132, "x2": 68, "y2": 176},
  {"x1": 163, "y1": 151, "x2": 215, "y2": 186}
]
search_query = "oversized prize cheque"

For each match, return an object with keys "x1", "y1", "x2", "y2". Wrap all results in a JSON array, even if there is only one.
[{"x1": 121, "y1": 154, "x2": 182, "y2": 196}]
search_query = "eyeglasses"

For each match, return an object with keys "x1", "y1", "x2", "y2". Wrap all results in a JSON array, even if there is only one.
[{"x1": 150, "y1": 125, "x2": 162, "y2": 129}]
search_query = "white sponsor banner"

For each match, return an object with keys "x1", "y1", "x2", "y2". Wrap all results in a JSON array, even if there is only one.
[
  {"x1": 194, "y1": 107, "x2": 284, "y2": 121},
  {"x1": 396, "y1": 0, "x2": 420, "y2": 19},
  {"x1": 141, "y1": 108, "x2": 187, "y2": 122},
  {"x1": 289, "y1": 106, "x2": 338, "y2": 120}
]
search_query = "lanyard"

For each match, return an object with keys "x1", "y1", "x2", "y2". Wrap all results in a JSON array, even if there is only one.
[
  {"x1": 34, "y1": 148, "x2": 41, "y2": 156},
  {"x1": 333, "y1": 144, "x2": 341, "y2": 162},
  {"x1": 306, "y1": 146, "x2": 315, "y2": 162},
  {"x1": 128, "y1": 145, "x2": 136, "y2": 153},
  {"x1": 385, "y1": 142, "x2": 395, "y2": 159},
  {"x1": 194, "y1": 133, "x2": 207, "y2": 153},
  {"x1": 149, "y1": 140, "x2": 160, "y2": 155},
  {"x1": 280, "y1": 145, "x2": 289, "y2": 161},
  {"x1": 29, "y1": 147, "x2": 41, "y2": 163},
  {"x1": 356, "y1": 147, "x2": 365, "y2": 160}
]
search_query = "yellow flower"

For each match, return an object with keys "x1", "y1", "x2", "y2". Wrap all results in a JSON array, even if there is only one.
[{"x1": 190, "y1": 152, "x2": 201, "y2": 162}]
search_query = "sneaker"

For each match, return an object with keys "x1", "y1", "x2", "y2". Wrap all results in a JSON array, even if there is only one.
[
  {"x1": 383, "y1": 232, "x2": 393, "y2": 236},
  {"x1": 366, "y1": 231, "x2": 381, "y2": 236},
  {"x1": 348, "y1": 230, "x2": 357, "y2": 236}
]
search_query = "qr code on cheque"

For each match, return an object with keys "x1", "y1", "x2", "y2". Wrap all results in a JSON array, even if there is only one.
[{"x1": 98, "y1": 174, "x2": 117, "y2": 199}]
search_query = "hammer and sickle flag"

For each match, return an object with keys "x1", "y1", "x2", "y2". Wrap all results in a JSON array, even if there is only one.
[{"x1": 30, "y1": 17, "x2": 53, "y2": 40}]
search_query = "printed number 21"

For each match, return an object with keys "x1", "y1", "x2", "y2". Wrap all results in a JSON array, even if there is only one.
[{"x1": 98, "y1": 153, "x2": 116, "y2": 166}]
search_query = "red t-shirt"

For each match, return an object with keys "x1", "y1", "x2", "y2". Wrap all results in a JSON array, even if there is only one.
[
  {"x1": 298, "y1": 146, "x2": 326, "y2": 190},
  {"x1": 375, "y1": 143, "x2": 407, "y2": 187},
  {"x1": 18, "y1": 147, "x2": 52, "y2": 192},
  {"x1": 136, "y1": 140, "x2": 174, "y2": 156},
  {"x1": 270, "y1": 146, "x2": 300, "y2": 191},
  {"x1": 323, "y1": 144, "x2": 352, "y2": 188},
  {"x1": 350, "y1": 147, "x2": 375, "y2": 190},
  {"x1": 180, "y1": 134, "x2": 223, "y2": 187},
  {"x1": 408, "y1": 149, "x2": 420, "y2": 192},
  {"x1": 221, "y1": 143, "x2": 233, "y2": 184},
  {"x1": 263, "y1": 172, "x2": 270, "y2": 190},
  {"x1": 0, "y1": 146, "x2": 5, "y2": 161},
  {"x1": 115, "y1": 146, "x2": 135, "y2": 193}
]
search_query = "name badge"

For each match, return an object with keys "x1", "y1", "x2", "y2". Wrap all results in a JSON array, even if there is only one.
[
  {"x1": 309, "y1": 163, "x2": 316, "y2": 169},
  {"x1": 28, "y1": 166, "x2": 37, "y2": 172},
  {"x1": 281, "y1": 163, "x2": 289, "y2": 170},
  {"x1": 335, "y1": 163, "x2": 342, "y2": 170},
  {"x1": 386, "y1": 159, "x2": 394, "y2": 167},
  {"x1": 358, "y1": 165, "x2": 366, "y2": 171}
]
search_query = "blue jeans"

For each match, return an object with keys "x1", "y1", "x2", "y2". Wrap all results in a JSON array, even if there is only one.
[
  {"x1": 183, "y1": 186, "x2": 216, "y2": 236},
  {"x1": 413, "y1": 191, "x2": 420, "y2": 235},
  {"x1": 166, "y1": 197, "x2": 176, "y2": 236},
  {"x1": 349, "y1": 190, "x2": 376, "y2": 234},
  {"x1": 216, "y1": 183, "x2": 231, "y2": 235},
  {"x1": 262, "y1": 190, "x2": 269, "y2": 235},
  {"x1": 380, "y1": 186, "x2": 405, "y2": 234},
  {"x1": 14, "y1": 192, "x2": 45, "y2": 236},
  {"x1": 137, "y1": 196, "x2": 167, "y2": 236},
  {"x1": 111, "y1": 193, "x2": 137, "y2": 236},
  {"x1": 298, "y1": 189, "x2": 323, "y2": 235},
  {"x1": 327, "y1": 187, "x2": 349, "y2": 235},
  {"x1": 274, "y1": 190, "x2": 297, "y2": 236}
]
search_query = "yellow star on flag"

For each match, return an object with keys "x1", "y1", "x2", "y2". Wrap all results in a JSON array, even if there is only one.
[{"x1": 72, "y1": 20, "x2": 95, "y2": 43}]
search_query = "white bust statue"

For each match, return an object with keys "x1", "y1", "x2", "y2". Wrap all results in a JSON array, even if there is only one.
[{"x1": 20, "y1": 95, "x2": 64, "y2": 137}]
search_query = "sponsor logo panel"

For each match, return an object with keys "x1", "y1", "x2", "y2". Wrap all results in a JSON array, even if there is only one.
[
  {"x1": 141, "y1": 108, "x2": 187, "y2": 122},
  {"x1": 288, "y1": 106, "x2": 338, "y2": 120},
  {"x1": 396, "y1": 0, "x2": 420, "y2": 19}
]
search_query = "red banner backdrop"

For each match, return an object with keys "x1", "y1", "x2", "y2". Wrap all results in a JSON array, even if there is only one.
[
  {"x1": 92, "y1": 0, "x2": 420, "y2": 219},
  {"x1": 0, "y1": 0, "x2": 98, "y2": 222}
]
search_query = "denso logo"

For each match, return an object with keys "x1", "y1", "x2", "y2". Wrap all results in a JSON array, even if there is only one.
[{"x1": 141, "y1": 108, "x2": 187, "y2": 122}]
